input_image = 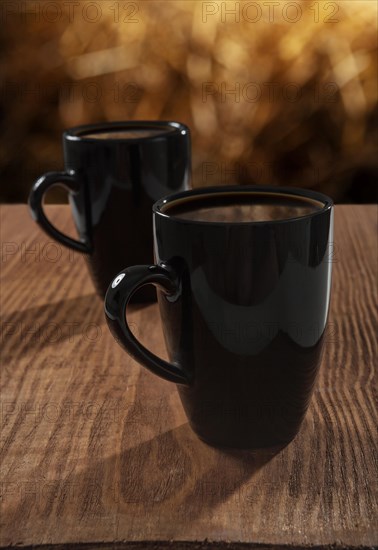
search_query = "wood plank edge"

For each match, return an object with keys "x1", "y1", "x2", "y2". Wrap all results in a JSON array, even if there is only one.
[{"x1": 0, "y1": 542, "x2": 375, "y2": 550}]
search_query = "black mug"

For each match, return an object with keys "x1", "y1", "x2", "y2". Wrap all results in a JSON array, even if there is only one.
[
  {"x1": 29, "y1": 121, "x2": 191, "y2": 301},
  {"x1": 105, "y1": 185, "x2": 334, "y2": 449}
]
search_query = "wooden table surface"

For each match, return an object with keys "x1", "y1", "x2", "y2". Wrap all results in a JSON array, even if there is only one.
[{"x1": 0, "y1": 205, "x2": 377, "y2": 549}]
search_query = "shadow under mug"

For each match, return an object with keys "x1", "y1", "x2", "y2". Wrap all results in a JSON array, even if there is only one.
[
  {"x1": 105, "y1": 185, "x2": 334, "y2": 449},
  {"x1": 28, "y1": 121, "x2": 191, "y2": 302}
]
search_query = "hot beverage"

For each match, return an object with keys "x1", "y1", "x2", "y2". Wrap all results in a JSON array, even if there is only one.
[{"x1": 165, "y1": 191, "x2": 323, "y2": 222}]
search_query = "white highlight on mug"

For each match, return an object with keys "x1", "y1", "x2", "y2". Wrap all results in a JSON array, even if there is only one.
[{"x1": 112, "y1": 273, "x2": 125, "y2": 288}]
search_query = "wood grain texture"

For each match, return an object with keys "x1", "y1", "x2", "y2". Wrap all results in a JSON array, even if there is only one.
[{"x1": 0, "y1": 204, "x2": 377, "y2": 549}]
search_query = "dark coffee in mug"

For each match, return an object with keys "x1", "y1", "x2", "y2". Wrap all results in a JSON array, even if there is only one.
[
  {"x1": 165, "y1": 191, "x2": 323, "y2": 222},
  {"x1": 83, "y1": 127, "x2": 175, "y2": 140},
  {"x1": 105, "y1": 186, "x2": 334, "y2": 449}
]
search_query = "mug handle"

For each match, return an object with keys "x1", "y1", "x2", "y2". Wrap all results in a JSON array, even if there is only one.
[
  {"x1": 105, "y1": 265, "x2": 192, "y2": 386},
  {"x1": 28, "y1": 171, "x2": 91, "y2": 253}
]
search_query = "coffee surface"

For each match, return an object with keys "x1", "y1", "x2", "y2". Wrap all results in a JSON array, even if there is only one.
[
  {"x1": 82, "y1": 128, "x2": 174, "y2": 140},
  {"x1": 166, "y1": 193, "x2": 323, "y2": 223}
]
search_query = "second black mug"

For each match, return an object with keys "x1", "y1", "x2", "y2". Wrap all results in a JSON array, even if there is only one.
[{"x1": 29, "y1": 121, "x2": 191, "y2": 301}]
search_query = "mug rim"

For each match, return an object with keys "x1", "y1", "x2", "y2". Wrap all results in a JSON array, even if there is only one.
[
  {"x1": 64, "y1": 120, "x2": 189, "y2": 143},
  {"x1": 153, "y1": 185, "x2": 334, "y2": 226}
]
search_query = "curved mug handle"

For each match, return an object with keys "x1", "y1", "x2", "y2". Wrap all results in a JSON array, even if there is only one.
[
  {"x1": 104, "y1": 265, "x2": 192, "y2": 386},
  {"x1": 28, "y1": 171, "x2": 91, "y2": 253}
]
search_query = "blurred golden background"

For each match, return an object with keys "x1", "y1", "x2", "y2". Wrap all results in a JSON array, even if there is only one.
[{"x1": 0, "y1": 0, "x2": 377, "y2": 203}]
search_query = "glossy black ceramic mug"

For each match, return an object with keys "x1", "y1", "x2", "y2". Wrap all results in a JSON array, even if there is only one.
[
  {"x1": 29, "y1": 121, "x2": 191, "y2": 301},
  {"x1": 105, "y1": 185, "x2": 334, "y2": 449}
]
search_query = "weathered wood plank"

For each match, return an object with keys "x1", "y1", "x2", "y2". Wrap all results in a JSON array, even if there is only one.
[{"x1": 0, "y1": 205, "x2": 377, "y2": 548}]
